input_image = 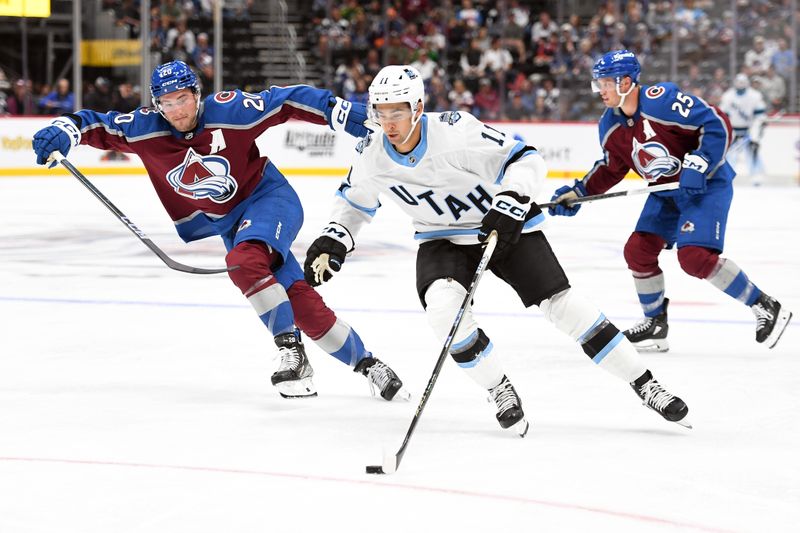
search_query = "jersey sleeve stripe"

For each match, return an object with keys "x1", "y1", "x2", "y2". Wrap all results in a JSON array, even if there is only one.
[
  {"x1": 336, "y1": 187, "x2": 379, "y2": 217},
  {"x1": 494, "y1": 141, "x2": 533, "y2": 184}
]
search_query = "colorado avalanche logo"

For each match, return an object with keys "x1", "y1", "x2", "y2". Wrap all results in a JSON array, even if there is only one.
[
  {"x1": 631, "y1": 138, "x2": 682, "y2": 182},
  {"x1": 166, "y1": 148, "x2": 238, "y2": 203}
]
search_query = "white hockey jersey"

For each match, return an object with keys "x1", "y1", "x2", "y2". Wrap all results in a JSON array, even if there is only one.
[
  {"x1": 719, "y1": 87, "x2": 766, "y2": 139},
  {"x1": 331, "y1": 111, "x2": 548, "y2": 245}
]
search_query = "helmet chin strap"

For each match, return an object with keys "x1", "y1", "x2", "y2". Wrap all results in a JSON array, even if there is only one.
[
  {"x1": 615, "y1": 78, "x2": 637, "y2": 109},
  {"x1": 398, "y1": 103, "x2": 423, "y2": 146}
]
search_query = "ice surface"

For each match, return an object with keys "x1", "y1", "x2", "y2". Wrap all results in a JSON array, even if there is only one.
[{"x1": 1, "y1": 175, "x2": 798, "y2": 532}]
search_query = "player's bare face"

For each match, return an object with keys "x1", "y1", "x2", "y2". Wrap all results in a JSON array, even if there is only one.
[
  {"x1": 374, "y1": 103, "x2": 419, "y2": 151},
  {"x1": 158, "y1": 89, "x2": 199, "y2": 132}
]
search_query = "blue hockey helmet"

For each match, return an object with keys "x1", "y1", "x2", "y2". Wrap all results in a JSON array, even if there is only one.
[
  {"x1": 591, "y1": 49, "x2": 641, "y2": 92},
  {"x1": 150, "y1": 60, "x2": 199, "y2": 104}
]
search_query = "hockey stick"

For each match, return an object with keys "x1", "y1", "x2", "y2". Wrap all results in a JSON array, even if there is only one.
[
  {"x1": 366, "y1": 231, "x2": 499, "y2": 475},
  {"x1": 51, "y1": 153, "x2": 231, "y2": 275},
  {"x1": 539, "y1": 181, "x2": 680, "y2": 210}
]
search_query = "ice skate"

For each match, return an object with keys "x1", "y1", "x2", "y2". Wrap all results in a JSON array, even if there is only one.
[
  {"x1": 355, "y1": 357, "x2": 410, "y2": 401},
  {"x1": 631, "y1": 370, "x2": 690, "y2": 428},
  {"x1": 488, "y1": 376, "x2": 529, "y2": 437},
  {"x1": 271, "y1": 331, "x2": 317, "y2": 398},
  {"x1": 751, "y1": 293, "x2": 792, "y2": 349},
  {"x1": 624, "y1": 298, "x2": 670, "y2": 353}
]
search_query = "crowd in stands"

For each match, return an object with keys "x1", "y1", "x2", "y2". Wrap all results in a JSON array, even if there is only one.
[
  {"x1": 0, "y1": 1, "x2": 794, "y2": 121},
  {"x1": 0, "y1": 0, "x2": 239, "y2": 116},
  {"x1": 308, "y1": 0, "x2": 796, "y2": 121},
  {"x1": 0, "y1": 72, "x2": 142, "y2": 117}
]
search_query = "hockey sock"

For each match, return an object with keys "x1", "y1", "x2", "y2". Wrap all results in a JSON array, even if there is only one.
[
  {"x1": 424, "y1": 278, "x2": 504, "y2": 389},
  {"x1": 227, "y1": 240, "x2": 296, "y2": 336},
  {"x1": 706, "y1": 257, "x2": 761, "y2": 306},
  {"x1": 250, "y1": 283, "x2": 295, "y2": 336},
  {"x1": 311, "y1": 318, "x2": 369, "y2": 367},
  {"x1": 541, "y1": 288, "x2": 647, "y2": 382},
  {"x1": 632, "y1": 272, "x2": 667, "y2": 317},
  {"x1": 450, "y1": 328, "x2": 505, "y2": 390}
]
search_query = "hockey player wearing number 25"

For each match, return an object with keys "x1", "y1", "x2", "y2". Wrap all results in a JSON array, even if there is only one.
[
  {"x1": 31, "y1": 60, "x2": 409, "y2": 402},
  {"x1": 549, "y1": 50, "x2": 791, "y2": 353},
  {"x1": 304, "y1": 65, "x2": 692, "y2": 434}
]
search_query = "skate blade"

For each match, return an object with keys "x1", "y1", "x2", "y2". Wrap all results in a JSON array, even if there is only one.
[
  {"x1": 673, "y1": 417, "x2": 692, "y2": 429},
  {"x1": 276, "y1": 377, "x2": 317, "y2": 399},
  {"x1": 392, "y1": 387, "x2": 412, "y2": 402},
  {"x1": 766, "y1": 309, "x2": 792, "y2": 349},
  {"x1": 632, "y1": 339, "x2": 669, "y2": 353},
  {"x1": 506, "y1": 418, "x2": 530, "y2": 438}
]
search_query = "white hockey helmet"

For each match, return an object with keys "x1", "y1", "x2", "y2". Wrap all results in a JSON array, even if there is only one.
[
  {"x1": 368, "y1": 65, "x2": 425, "y2": 117},
  {"x1": 734, "y1": 73, "x2": 750, "y2": 90}
]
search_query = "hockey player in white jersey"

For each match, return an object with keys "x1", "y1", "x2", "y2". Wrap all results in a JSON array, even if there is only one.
[
  {"x1": 303, "y1": 65, "x2": 692, "y2": 433},
  {"x1": 719, "y1": 73, "x2": 767, "y2": 185}
]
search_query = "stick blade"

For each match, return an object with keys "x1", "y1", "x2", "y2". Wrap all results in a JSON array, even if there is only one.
[
  {"x1": 365, "y1": 465, "x2": 385, "y2": 475},
  {"x1": 365, "y1": 447, "x2": 398, "y2": 475}
]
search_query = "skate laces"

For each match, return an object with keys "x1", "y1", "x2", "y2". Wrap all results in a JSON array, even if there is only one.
[
  {"x1": 639, "y1": 379, "x2": 675, "y2": 412},
  {"x1": 629, "y1": 316, "x2": 655, "y2": 334},
  {"x1": 489, "y1": 379, "x2": 519, "y2": 413},
  {"x1": 752, "y1": 301, "x2": 774, "y2": 331},
  {"x1": 277, "y1": 343, "x2": 303, "y2": 372},
  {"x1": 366, "y1": 360, "x2": 394, "y2": 396}
]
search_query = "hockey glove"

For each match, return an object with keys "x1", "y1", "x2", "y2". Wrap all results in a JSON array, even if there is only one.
[
  {"x1": 548, "y1": 180, "x2": 587, "y2": 216},
  {"x1": 33, "y1": 116, "x2": 82, "y2": 167},
  {"x1": 679, "y1": 153, "x2": 709, "y2": 195},
  {"x1": 478, "y1": 191, "x2": 530, "y2": 253},
  {"x1": 304, "y1": 222, "x2": 354, "y2": 287},
  {"x1": 328, "y1": 97, "x2": 372, "y2": 138}
]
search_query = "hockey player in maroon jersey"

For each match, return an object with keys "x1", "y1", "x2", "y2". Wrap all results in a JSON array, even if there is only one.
[
  {"x1": 549, "y1": 50, "x2": 791, "y2": 352},
  {"x1": 32, "y1": 60, "x2": 409, "y2": 401}
]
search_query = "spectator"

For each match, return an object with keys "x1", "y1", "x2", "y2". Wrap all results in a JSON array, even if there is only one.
[
  {"x1": 500, "y1": 6, "x2": 527, "y2": 61},
  {"x1": 421, "y1": 21, "x2": 446, "y2": 54},
  {"x1": 410, "y1": 48, "x2": 440, "y2": 82},
  {"x1": 481, "y1": 37, "x2": 514, "y2": 80},
  {"x1": 112, "y1": 82, "x2": 138, "y2": 113},
  {"x1": 426, "y1": 74, "x2": 450, "y2": 111},
  {"x1": 460, "y1": 38, "x2": 485, "y2": 93},
  {"x1": 166, "y1": 18, "x2": 196, "y2": 63},
  {"x1": 448, "y1": 78, "x2": 474, "y2": 113},
  {"x1": 84, "y1": 77, "x2": 113, "y2": 111},
  {"x1": 193, "y1": 32, "x2": 214, "y2": 88},
  {"x1": 159, "y1": 0, "x2": 183, "y2": 22},
  {"x1": 535, "y1": 77, "x2": 560, "y2": 120},
  {"x1": 6, "y1": 79, "x2": 35, "y2": 115},
  {"x1": 457, "y1": 0, "x2": 483, "y2": 29},
  {"x1": 756, "y1": 65, "x2": 786, "y2": 112},
  {"x1": 474, "y1": 78, "x2": 501, "y2": 120},
  {"x1": 115, "y1": 0, "x2": 141, "y2": 38},
  {"x1": 400, "y1": 23, "x2": 424, "y2": 55},
  {"x1": 364, "y1": 48, "x2": 383, "y2": 80},
  {"x1": 744, "y1": 36, "x2": 772, "y2": 76},
  {"x1": 771, "y1": 38, "x2": 794, "y2": 82},
  {"x1": 39, "y1": 78, "x2": 74, "y2": 115},
  {"x1": 505, "y1": 92, "x2": 532, "y2": 121},
  {"x1": 346, "y1": 77, "x2": 368, "y2": 105},
  {"x1": 531, "y1": 11, "x2": 559, "y2": 46},
  {"x1": 704, "y1": 67, "x2": 729, "y2": 107}
]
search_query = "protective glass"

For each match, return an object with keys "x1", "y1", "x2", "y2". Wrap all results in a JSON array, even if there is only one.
[
  {"x1": 371, "y1": 106, "x2": 414, "y2": 123},
  {"x1": 156, "y1": 93, "x2": 195, "y2": 112},
  {"x1": 590, "y1": 77, "x2": 618, "y2": 93}
]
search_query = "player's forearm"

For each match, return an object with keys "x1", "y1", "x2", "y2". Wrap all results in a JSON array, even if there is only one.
[{"x1": 500, "y1": 152, "x2": 548, "y2": 201}]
